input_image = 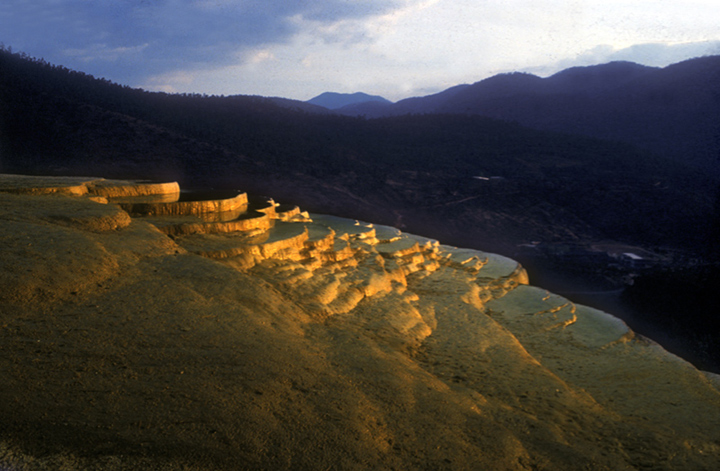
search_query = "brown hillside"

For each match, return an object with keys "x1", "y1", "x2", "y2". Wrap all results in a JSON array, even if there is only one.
[{"x1": 0, "y1": 175, "x2": 719, "y2": 470}]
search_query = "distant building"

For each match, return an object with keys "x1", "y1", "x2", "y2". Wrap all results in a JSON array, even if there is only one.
[{"x1": 620, "y1": 252, "x2": 649, "y2": 269}]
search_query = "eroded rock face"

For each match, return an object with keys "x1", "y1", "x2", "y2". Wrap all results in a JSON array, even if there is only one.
[{"x1": 0, "y1": 174, "x2": 719, "y2": 471}]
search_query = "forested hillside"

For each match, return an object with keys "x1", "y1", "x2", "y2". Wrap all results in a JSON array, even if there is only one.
[
  {"x1": 1, "y1": 47, "x2": 714, "y2": 252},
  {"x1": 339, "y1": 58, "x2": 720, "y2": 174}
]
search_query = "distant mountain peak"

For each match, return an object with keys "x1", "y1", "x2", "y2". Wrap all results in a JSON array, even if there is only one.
[
  {"x1": 546, "y1": 61, "x2": 658, "y2": 89},
  {"x1": 306, "y1": 92, "x2": 392, "y2": 110}
]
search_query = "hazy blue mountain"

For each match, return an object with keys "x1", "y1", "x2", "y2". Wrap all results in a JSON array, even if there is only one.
[
  {"x1": 336, "y1": 84, "x2": 471, "y2": 117},
  {"x1": 306, "y1": 91, "x2": 392, "y2": 109}
]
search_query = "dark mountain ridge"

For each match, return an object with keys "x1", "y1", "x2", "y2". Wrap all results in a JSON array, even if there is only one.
[
  {"x1": 339, "y1": 83, "x2": 472, "y2": 116},
  {"x1": 1, "y1": 47, "x2": 716, "y2": 252},
  {"x1": 337, "y1": 57, "x2": 720, "y2": 173},
  {"x1": 544, "y1": 61, "x2": 657, "y2": 94}
]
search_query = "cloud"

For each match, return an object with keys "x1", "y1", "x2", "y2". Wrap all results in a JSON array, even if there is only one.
[
  {"x1": 62, "y1": 43, "x2": 150, "y2": 63},
  {"x1": 606, "y1": 41, "x2": 720, "y2": 65},
  {"x1": 141, "y1": 70, "x2": 200, "y2": 94},
  {"x1": 248, "y1": 50, "x2": 276, "y2": 64},
  {"x1": 1, "y1": 0, "x2": 420, "y2": 85},
  {"x1": 2, "y1": 1, "x2": 719, "y2": 100},
  {"x1": 521, "y1": 40, "x2": 720, "y2": 77}
]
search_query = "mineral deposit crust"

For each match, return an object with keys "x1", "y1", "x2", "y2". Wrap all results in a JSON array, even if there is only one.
[{"x1": 0, "y1": 174, "x2": 718, "y2": 471}]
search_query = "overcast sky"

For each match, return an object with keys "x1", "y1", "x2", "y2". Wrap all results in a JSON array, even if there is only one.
[{"x1": 2, "y1": 1, "x2": 719, "y2": 101}]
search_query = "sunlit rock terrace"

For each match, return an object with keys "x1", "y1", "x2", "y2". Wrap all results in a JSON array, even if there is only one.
[{"x1": 0, "y1": 174, "x2": 718, "y2": 471}]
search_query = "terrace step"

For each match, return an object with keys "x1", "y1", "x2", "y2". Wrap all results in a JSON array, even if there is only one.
[
  {"x1": 117, "y1": 191, "x2": 248, "y2": 217},
  {"x1": 175, "y1": 221, "x2": 309, "y2": 260}
]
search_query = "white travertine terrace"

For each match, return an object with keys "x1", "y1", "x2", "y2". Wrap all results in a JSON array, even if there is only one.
[{"x1": 0, "y1": 174, "x2": 718, "y2": 471}]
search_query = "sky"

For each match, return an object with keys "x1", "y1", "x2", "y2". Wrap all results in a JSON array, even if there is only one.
[{"x1": 2, "y1": 1, "x2": 720, "y2": 102}]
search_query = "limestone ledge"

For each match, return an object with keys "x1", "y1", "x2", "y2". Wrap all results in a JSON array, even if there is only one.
[
  {"x1": 88, "y1": 179, "x2": 181, "y2": 199},
  {"x1": 0, "y1": 173, "x2": 645, "y2": 349},
  {"x1": 0, "y1": 174, "x2": 630, "y2": 352},
  {"x1": 117, "y1": 192, "x2": 248, "y2": 217},
  {"x1": 0, "y1": 174, "x2": 180, "y2": 199}
]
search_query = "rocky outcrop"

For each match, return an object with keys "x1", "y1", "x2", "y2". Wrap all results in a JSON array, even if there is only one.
[
  {"x1": 87, "y1": 180, "x2": 181, "y2": 199},
  {"x1": 0, "y1": 174, "x2": 718, "y2": 471}
]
